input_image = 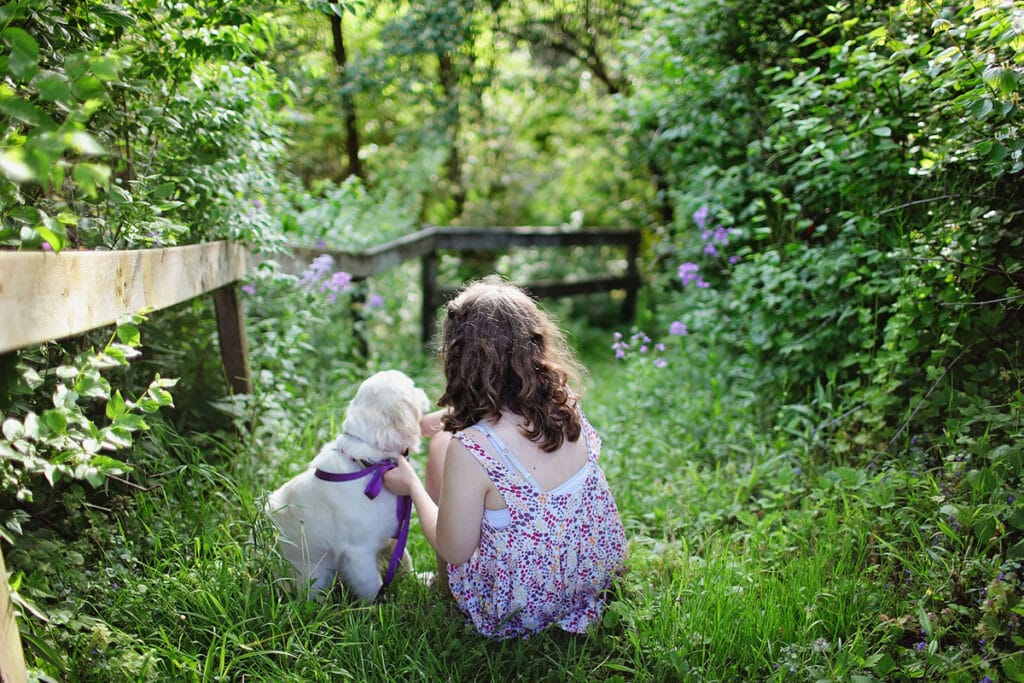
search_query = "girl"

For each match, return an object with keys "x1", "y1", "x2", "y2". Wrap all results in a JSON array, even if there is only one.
[{"x1": 383, "y1": 278, "x2": 627, "y2": 639}]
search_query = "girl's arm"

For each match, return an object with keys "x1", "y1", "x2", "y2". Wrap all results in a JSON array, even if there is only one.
[
  {"x1": 434, "y1": 437, "x2": 487, "y2": 565},
  {"x1": 384, "y1": 437, "x2": 486, "y2": 565}
]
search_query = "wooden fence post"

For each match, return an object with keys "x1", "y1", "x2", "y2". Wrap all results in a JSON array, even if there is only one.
[
  {"x1": 623, "y1": 233, "x2": 640, "y2": 322},
  {"x1": 0, "y1": 549, "x2": 27, "y2": 683},
  {"x1": 213, "y1": 287, "x2": 253, "y2": 395},
  {"x1": 420, "y1": 251, "x2": 438, "y2": 345}
]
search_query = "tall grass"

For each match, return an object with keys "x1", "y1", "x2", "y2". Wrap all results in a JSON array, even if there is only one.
[{"x1": 14, "y1": 323, "x2": 1011, "y2": 681}]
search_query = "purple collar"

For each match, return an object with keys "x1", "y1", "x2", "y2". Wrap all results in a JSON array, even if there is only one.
[{"x1": 314, "y1": 460, "x2": 412, "y2": 595}]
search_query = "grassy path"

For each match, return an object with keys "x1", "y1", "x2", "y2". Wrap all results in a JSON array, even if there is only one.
[{"x1": 18, "y1": 341, "x2": 1009, "y2": 681}]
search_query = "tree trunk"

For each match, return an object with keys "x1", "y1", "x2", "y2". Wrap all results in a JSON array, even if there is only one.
[
  {"x1": 438, "y1": 50, "x2": 465, "y2": 218},
  {"x1": 330, "y1": 9, "x2": 362, "y2": 180}
]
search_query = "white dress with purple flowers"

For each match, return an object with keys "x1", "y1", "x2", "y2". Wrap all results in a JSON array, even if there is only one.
[{"x1": 446, "y1": 412, "x2": 627, "y2": 639}]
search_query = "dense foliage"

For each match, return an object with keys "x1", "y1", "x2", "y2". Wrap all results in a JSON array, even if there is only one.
[{"x1": 1, "y1": 0, "x2": 1023, "y2": 680}]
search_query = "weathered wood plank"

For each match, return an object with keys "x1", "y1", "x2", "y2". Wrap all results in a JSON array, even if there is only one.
[
  {"x1": 274, "y1": 226, "x2": 639, "y2": 279},
  {"x1": 0, "y1": 242, "x2": 250, "y2": 354},
  {"x1": 430, "y1": 225, "x2": 640, "y2": 251},
  {"x1": 420, "y1": 251, "x2": 439, "y2": 344},
  {"x1": 0, "y1": 549, "x2": 27, "y2": 683},
  {"x1": 212, "y1": 287, "x2": 253, "y2": 395},
  {"x1": 278, "y1": 227, "x2": 439, "y2": 279},
  {"x1": 436, "y1": 275, "x2": 641, "y2": 304}
]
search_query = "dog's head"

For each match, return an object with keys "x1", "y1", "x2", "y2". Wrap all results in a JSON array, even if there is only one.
[{"x1": 340, "y1": 370, "x2": 430, "y2": 463}]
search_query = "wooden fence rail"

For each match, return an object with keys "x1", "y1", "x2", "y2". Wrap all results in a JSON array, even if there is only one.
[
  {"x1": 0, "y1": 241, "x2": 253, "y2": 393},
  {"x1": 0, "y1": 224, "x2": 639, "y2": 681},
  {"x1": 281, "y1": 225, "x2": 641, "y2": 342}
]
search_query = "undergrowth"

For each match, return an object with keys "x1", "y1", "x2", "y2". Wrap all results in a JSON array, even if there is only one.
[{"x1": 3, "y1": 317, "x2": 1020, "y2": 681}]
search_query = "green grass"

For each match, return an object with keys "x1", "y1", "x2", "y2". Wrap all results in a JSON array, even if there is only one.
[{"x1": 9, "y1": 335, "x2": 1017, "y2": 682}]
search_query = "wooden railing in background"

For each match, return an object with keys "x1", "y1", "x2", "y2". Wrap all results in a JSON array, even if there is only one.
[
  {"x1": 0, "y1": 224, "x2": 639, "y2": 680},
  {"x1": 281, "y1": 225, "x2": 642, "y2": 342}
]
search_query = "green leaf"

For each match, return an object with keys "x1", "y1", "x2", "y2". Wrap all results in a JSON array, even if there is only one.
[
  {"x1": 93, "y1": 3, "x2": 136, "y2": 27},
  {"x1": 39, "y1": 410, "x2": 68, "y2": 436},
  {"x1": 871, "y1": 126, "x2": 892, "y2": 137},
  {"x1": 71, "y1": 162, "x2": 110, "y2": 198},
  {"x1": 984, "y1": 66, "x2": 1019, "y2": 98},
  {"x1": 36, "y1": 224, "x2": 66, "y2": 253},
  {"x1": 0, "y1": 92, "x2": 49, "y2": 127},
  {"x1": 66, "y1": 131, "x2": 106, "y2": 156},
  {"x1": 112, "y1": 414, "x2": 148, "y2": 431},
  {"x1": 116, "y1": 323, "x2": 141, "y2": 346},
  {"x1": 33, "y1": 71, "x2": 72, "y2": 102},
  {"x1": 87, "y1": 55, "x2": 121, "y2": 81},
  {"x1": 2, "y1": 418, "x2": 24, "y2": 441},
  {"x1": 89, "y1": 455, "x2": 130, "y2": 476},
  {"x1": 0, "y1": 149, "x2": 34, "y2": 183},
  {"x1": 969, "y1": 97, "x2": 994, "y2": 120},
  {"x1": 54, "y1": 366, "x2": 79, "y2": 380},
  {"x1": 2, "y1": 27, "x2": 39, "y2": 80},
  {"x1": 105, "y1": 390, "x2": 126, "y2": 419}
]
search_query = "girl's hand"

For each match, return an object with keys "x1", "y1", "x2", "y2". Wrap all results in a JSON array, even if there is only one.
[
  {"x1": 419, "y1": 409, "x2": 447, "y2": 437},
  {"x1": 384, "y1": 456, "x2": 422, "y2": 497}
]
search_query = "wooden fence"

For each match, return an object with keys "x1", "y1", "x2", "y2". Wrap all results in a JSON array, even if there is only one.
[
  {"x1": 280, "y1": 225, "x2": 641, "y2": 342},
  {"x1": 0, "y1": 224, "x2": 639, "y2": 680}
]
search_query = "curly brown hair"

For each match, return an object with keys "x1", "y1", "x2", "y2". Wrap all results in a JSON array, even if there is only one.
[{"x1": 437, "y1": 277, "x2": 585, "y2": 452}]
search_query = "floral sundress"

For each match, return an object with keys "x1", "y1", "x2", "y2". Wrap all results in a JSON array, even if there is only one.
[{"x1": 446, "y1": 411, "x2": 627, "y2": 639}]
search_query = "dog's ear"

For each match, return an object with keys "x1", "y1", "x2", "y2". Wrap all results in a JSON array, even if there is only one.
[{"x1": 377, "y1": 383, "x2": 428, "y2": 454}]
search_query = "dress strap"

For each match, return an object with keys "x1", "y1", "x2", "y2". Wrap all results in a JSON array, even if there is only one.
[
  {"x1": 452, "y1": 429, "x2": 522, "y2": 496},
  {"x1": 471, "y1": 422, "x2": 539, "y2": 490}
]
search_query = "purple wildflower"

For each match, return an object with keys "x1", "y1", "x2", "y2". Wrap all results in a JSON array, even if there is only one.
[
  {"x1": 42, "y1": 242, "x2": 53, "y2": 252},
  {"x1": 366, "y1": 293, "x2": 384, "y2": 309},
  {"x1": 693, "y1": 206, "x2": 709, "y2": 231},
  {"x1": 653, "y1": 357, "x2": 667, "y2": 369},
  {"x1": 612, "y1": 334, "x2": 629, "y2": 359},
  {"x1": 241, "y1": 283, "x2": 256, "y2": 295},
  {"x1": 299, "y1": 254, "x2": 335, "y2": 289},
  {"x1": 321, "y1": 272, "x2": 353, "y2": 303},
  {"x1": 703, "y1": 243, "x2": 719, "y2": 257},
  {"x1": 729, "y1": 255, "x2": 740, "y2": 265},
  {"x1": 669, "y1": 321, "x2": 688, "y2": 336},
  {"x1": 678, "y1": 262, "x2": 709, "y2": 288}
]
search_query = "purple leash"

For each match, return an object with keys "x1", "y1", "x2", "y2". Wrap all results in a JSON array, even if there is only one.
[{"x1": 314, "y1": 460, "x2": 412, "y2": 596}]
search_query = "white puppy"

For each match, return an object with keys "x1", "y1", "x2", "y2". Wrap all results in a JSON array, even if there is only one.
[{"x1": 266, "y1": 370, "x2": 430, "y2": 601}]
